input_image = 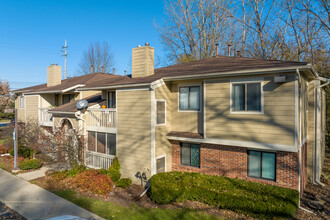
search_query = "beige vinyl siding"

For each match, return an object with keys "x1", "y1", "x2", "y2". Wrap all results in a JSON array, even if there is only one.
[
  {"x1": 307, "y1": 81, "x2": 315, "y2": 178},
  {"x1": 170, "y1": 80, "x2": 204, "y2": 133},
  {"x1": 15, "y1": 96, "x2": 25, "y2": 122},
  {"x1": 321, "y1": 89, "x2": 326, "y2": 169},
  {"x1": 117, "y1": 89, "x2": 151, "y2": 184},
  {"x1": 155, "y1": 83, "x2": 172, "y2": 172},
  {"x1": 79, "y1": 91, "x2": 101, "y2": 100},
  {"x1": 25, "y1": 95, "x2": 39, "y2": 121},
  {"x1": 40, "y1": 94, "x2": 56, "y2": 108},
  {"x1": 205, "y1": 75, "x2": 296, "y2": 146}
]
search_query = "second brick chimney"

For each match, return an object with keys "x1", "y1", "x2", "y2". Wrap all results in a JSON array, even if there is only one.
[{"x1": 132, "y1": 43, "x2": 154, "y2": 78}]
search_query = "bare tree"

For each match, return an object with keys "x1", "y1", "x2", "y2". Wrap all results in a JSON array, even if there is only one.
[
  {"x1": 0, "y1": 80, "x2": 13, "y2": 112},
  {"x1": 157, "y1": 0, "x2": 232, "y2": 63},
  {"x1": 78, "y1": 42, "x2": 115, "y2": 75}
]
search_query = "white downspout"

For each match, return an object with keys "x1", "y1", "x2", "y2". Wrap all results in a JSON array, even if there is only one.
[
  {"x1": 296, "y1": 69, "x2": 302, "y2": 204},
  {"x1": 314, "y1": 78, "x2": 329, "y2": 186}
]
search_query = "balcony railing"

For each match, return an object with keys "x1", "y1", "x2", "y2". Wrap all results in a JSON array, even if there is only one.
[
  {"x1": 86, "y1": 108, "x2": 116, "y2": 132},
  {"x1": 39, "y1": 107, "x2": 54, "y2": 127},
  {"x1": 85, "y1": 151, "x2": 115, "y2": 169}
]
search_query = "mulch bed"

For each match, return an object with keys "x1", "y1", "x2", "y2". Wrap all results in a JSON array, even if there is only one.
[
  {"x1": 0, "y1": 201, "x2": 26, "y2": 220},
  {"x1": 0, "y1": 155, "x2": 25, "y2": 172}
]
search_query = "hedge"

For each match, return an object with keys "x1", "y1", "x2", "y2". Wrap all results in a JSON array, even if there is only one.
[
  {"x1": 0, "y1": 113, "x2": 14, "y2": 120},
  {"x1": 149, "y1": 172, "x2": 299, "y2": 218},
  {"x1": 19, "y1": 159, "x2": 41, "y2": 170}
]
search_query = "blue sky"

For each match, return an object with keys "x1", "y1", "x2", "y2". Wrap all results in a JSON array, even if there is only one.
[{"x1": 0, "y1": 0, "x2": 166, "y2": 90}]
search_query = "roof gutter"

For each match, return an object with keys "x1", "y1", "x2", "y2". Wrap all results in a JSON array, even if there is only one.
[
  {"x1": 77, "y1": 83, "x2": 151, "y2": 91},
  {"x1": 162, "y1": 65, "x2": 311, "y2": 81}
]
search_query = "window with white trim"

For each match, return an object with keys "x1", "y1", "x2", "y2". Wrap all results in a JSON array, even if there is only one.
[
  {"x1": 179, "y1": 86, "x2": 200, "y2": 111},
  {"x1": 20, "y1": 96, "x2": 25, "y2": 108},
  {"x1": 232, "y1": 82, "x2": 262, "y2": 112},
  {"x1": 156, "y1": 100, "x2": 166, "y2": 125},
  {"x1": 248, "y1": 150, "x2": 276, "y2": 181},
  {"x1": 108, "y1": 91, "x2": 116, "y2": 108},
  {"x1": 156, "y1": 156, "x2": 166, "y2": 173}
]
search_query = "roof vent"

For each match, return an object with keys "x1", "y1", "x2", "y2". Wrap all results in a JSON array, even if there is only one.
[
  {"x1": 145, "y1": 42, "x2": 150, "y2": 46},
  {"x1": 137, "y1": 45, "x2": 141, "y2": 47}
]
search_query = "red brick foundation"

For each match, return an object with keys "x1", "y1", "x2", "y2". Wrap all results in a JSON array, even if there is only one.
[{"x1": 171, "y1": 140, "x2": 300, "y2": 190}]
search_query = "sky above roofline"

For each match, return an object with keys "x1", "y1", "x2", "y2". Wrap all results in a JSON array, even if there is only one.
[{"x1": 0, "y1": 0, "x2": 166, "y2": 90}]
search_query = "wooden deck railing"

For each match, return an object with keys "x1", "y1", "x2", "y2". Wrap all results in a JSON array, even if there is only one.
[
  {"x1": 86, "y1": 108, "x2": 116, "y2": 132},
  {"x1": 85, "y1": 151, "x2": 115, "y2": 169},
  {"x1": 39, "y1": 107, "x2": 54, "y2": 126}
]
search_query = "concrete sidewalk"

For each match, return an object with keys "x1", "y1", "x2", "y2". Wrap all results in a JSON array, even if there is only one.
[
  {"x1": 0, "y1": 169, "x2": 104, "y2": 220},
  {"x1": 17, "y1": 166, "x2": 49, "y2": 181}
]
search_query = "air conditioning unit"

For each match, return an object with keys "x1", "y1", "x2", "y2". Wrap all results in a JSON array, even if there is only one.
[{"x1": 274, "y1": 75, "x2": 286, "y2": 83}]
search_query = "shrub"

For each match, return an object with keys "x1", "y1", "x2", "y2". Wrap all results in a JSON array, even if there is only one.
[
  {"x1": 66, "y1": 165, "x2": 87, "y2": 177},
  {"x1": 0, "y1": 113, "x2": 14, "y2": 120},
  {"x1": 8, "y1": 146, "x2": 34, "y2": 158},
  {"x1": 116, "y1": 178, "x2": 132, "y2": 188},
  {"x1": 150, "y1": 172, "x2": 299, "y2": 218},
  {"x1": 108, "y1": 157, "x2": 121, "y2": 182},
  {"x1": 70, "y1": 169, "x2": 114, "y2": 196},
  {"x1": 19, "y1": 159, "x2": 42, "y2": 170},
  {"x1": 0, "y1": 145, "x2": 9, "y2": 154}
]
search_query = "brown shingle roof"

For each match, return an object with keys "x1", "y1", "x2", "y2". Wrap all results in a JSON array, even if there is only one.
[
  {"x1": 81, "y1": 56, "x2": 308, "y2": 89},
  {"x1": 49, "y1": 93, "x2": 103, "y2": 113},
  {"x1": 12, "y1": 73, "x2": 128, "y2": 93}
]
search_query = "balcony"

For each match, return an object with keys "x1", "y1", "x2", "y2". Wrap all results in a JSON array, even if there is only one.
[
  {"x1": 39, "y1": 107, "x2": 54, "y2": 127},
  {"x1": 86, "y1": 108, "x2": 116, "y2": 133},
  {"x1": 85, "y1": 151, "x2": 115, "y2": 169}
]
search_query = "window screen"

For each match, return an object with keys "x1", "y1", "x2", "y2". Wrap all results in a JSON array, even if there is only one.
[
  {"x1": 106, "y1": 133, "x2": 116, "y2": 155},
  {"x1": 232, "y1": 82, "x2": 261, "y2": 112},
  {"x1": 156, "y1": 157, "x2": 165, "y2": 173},
  {"x1": 156, "y1": 101, "x2": 165, "y2": 125},
  {"x1": 97, "y1": 132, "x2": 106, "y2": 154},
  {"x1": 88, "y1": 131, "x2": 96, "y2": 152},
  {"x1": 181, "y1": 143, "x2": 200, "y2": 167},
  {"x1": 20, "y1": 96, "x2": 25, "y2": 108},
  {"x1": 62, "y1": 94, "x2": 75, "y2": 105},
  {"x1": 108, "y1": 91, "x2": 116, "y2": 108},
  {"x1": 179, "y1": 86, "x2": 200, "y2": 111}
]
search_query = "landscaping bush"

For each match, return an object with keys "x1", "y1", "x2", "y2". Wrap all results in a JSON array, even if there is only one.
[
  {"x1": 0, "y1": 113, "x2": 14, "y2": 120},
  {"x1": 66, "y1": 165, "x2": 87, "y2": 177},
  {"x1": 116, "y1": 178, "x2": 132, "y2": 188},
  {"x1": 150, "y1": 172, "x2": 299, "y2": 218},
  {"x1": 19, "y1": 159, "x2": 42, "y2": 170},
  {"x1": 8, "y1": 146, "x2": 34, "y2": 158},
  {"x1": 108, "y1": 157, "x2": 121, "y2": 182},
  {"x1": 70, "y1": 169, "x2": 114, "y2": 196},
  {"x1": 0, "y1": 145, "x2": 9, "y2": 154}
]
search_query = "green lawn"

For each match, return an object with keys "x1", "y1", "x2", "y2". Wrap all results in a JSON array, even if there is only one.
[{"x1": 52, "y1": 189, "x2": 220, "y2": 220}]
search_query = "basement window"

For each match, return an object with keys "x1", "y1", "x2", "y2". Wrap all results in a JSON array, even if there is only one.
[
  {"x1": 156, "y1": 156, "x2": 166, "y2": 173},
  {"x1": 181, "y1": 143, "x2": 200, "y2": 168},
  {"x1": 248, "y1": 150, "x2": 276, "y2": 181}
]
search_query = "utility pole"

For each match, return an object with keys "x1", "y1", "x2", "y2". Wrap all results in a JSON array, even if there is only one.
[
  {"x1": 13, "y1": 109, "x2": 19, "y2": 171},
  {"x1": 61, "y1": 40, "x2": 68, "y2": 79}
]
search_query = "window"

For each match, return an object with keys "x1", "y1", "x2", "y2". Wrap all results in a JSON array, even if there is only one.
[
  {"x1": 88, "y1": 131, "x2": 116, "y2": 155},
  {"x1": 62, "y1": 94, "x2": 75, "y2": 105},
  {"x1": 156, "y1": 156, "x2": 166, "y2": 173},
  {"x1": 156, "y1": 100, "x2": 166, "y2": 125},
  {"x1": 179, "y1": 86, "x2": 200, "y2": 111},
  {"x1": 248, "y1": 150, "x2": 276, "y2": 180},
  {"x1": 181, "y1": 143, "x2": 200, "y2": 167},
  {"x1": 108, "y1": 91, "x2": 116, "y2": 108},
  {"x1": 232, "y1": 82, "x2": 262, "y2": 112},
  {"x1": 20, "y1": 96, "x2": 25, "y2": 108}
]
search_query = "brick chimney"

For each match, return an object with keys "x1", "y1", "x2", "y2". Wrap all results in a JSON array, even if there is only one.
[
  {"x1": 47, "y1": 64, "x2": 61, "y2": 87},
  {"x1": 132, "y1": 43, "x2": 154, "y2": 78}
]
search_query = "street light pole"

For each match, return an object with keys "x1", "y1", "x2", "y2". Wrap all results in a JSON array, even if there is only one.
[{"x1": 13, "y1": 109, "x2": 19, "y2": 171}]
